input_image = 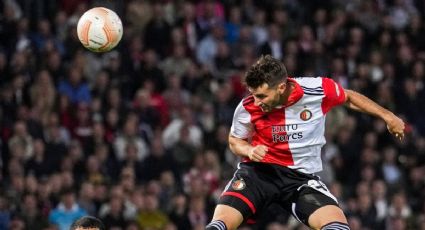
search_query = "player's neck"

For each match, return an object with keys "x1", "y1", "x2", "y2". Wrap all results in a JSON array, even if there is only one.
[{"x1": 279, "y1": 82, "x2": 295, "y2": 106}]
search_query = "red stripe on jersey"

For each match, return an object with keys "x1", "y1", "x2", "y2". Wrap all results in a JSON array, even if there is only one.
[
  {"x1": 243, "y1": 87, "x2": 300, "y2": 166},
  {"x1": 222, "y1": 191, "x2": 256, "y2": 214},
  {"x1": 321, "y1": 78, "x2": 346, "y2": 114},
  {"x1": 256, "y1": 109, "x2": 294, "y2": 165},
  {"x1": 285, "y1": 78, "x2": 304, "y2": 107}
]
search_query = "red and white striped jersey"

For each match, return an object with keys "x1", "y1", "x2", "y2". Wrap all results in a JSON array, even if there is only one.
[{"x1": 230, "y1": 77, "x2": 346, "y2": 174}]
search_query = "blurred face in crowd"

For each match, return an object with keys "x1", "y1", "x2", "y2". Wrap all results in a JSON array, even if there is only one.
[
  {"x1": 151, "y1": 137, "x2": 164, "y2": 157},
  {"x1": 131, "y1": 189, "x2": 145, "y2": 210},
  {"x1": 94, "y1": 144, "x2": 109, "y2": 161},
  {"x1": 189, "y1": 197, "x2": 205, "y2": 213},
  {"x1": 160, "y1": 171, "x2": 174, "y2": 187},
  {"x1": 25, "y1": 175, "x2": 38, "y2": 193},
  {"x1": 229, "y1": 6, "x2": 241, "y2": 24},
  {"x1": 273, "y1": 9, "x2": 288, "y2": 26},
  {"x1": 348, "y1": 216, "x2": 362, "y2": 230},
  {"x1": 90, "y1": 121, "x2": 103, "y2": 139},
  {"x1": 13, "y1": 121, "x2": 27, "y2": 137},
  {"x1": 314, "y1": 8, "x2": 327, "y2": 25},
  {"x1": 23, "y1": 193, "x2": 37, "y2": 212},
  {"x1": 86, "y1": 156, "x2": 100, "y2": 173},
  {"x1": 413, "y1": 60, "x2": 424, "y2": 78},
  {"x1": 268, "y1": 24, "x2": 280, "y2": 41},
  {"x1": 109, "y1": 196, "x2": 123, "y2": 215},
  {"x1": 120, "y1": 167, "x2": 135, "y2": 191},
  {"x1": 108, "y1": 88, "x2": 121, "y2": 108},
  {"x1": 106, "y1": 109, "x2": 119, "y2": 127},
  {"x1": 69, "y1": 68, "x2": 82, "y2": 85},
  {"x1": 183, "y1": 2, "x2": 195, "y2": 20},
  {"x1": 125, "y1": 222, "x2": 139, "y2": 230},
  {"x1": 61, "y1": 171, "x2": 75, "y2": 189},
  {"x1": 390, "y1": 217, "x2": 406, "y2": 230},
  {"x1": 125, "y1": 142, "x2": 139, "y2": 161},
  {"x1": 144, "y1": 194, "x2": 159, "y2": 211},
  {"x1": 171, "y1": 28, "x2": 185, "y2": 45},
  {"x1": 80, "y1": 182, "x2": 95, "y2": 200},
  {"x1": 123, "y1": 119, "x2": 137, "y2": 136},
  {"x1": 62, "y1": 192, "x2": 76, "y2": 209},
  {"x1": 372, "y1": 180, "x2": 387, "y2": 199},
  {"x1": 38, "y1": 19, "x2": 51, "y2": 36},
  {"x1": 47, "y1": 51, "x2": 61, "y2": 70}
]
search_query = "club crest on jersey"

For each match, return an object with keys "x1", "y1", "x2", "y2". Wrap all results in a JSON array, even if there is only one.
[
  {"x1": 300, "y1": 109, "x2": 312, "y2": 121},
  {"x1": 232, "y1": 179, "x2": 246, "y2": 190}
]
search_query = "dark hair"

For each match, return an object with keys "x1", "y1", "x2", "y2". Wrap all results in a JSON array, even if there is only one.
[
  {"x1": 70, "y1": 216, "x2": 105, "y2": 230},
  {"x1": 245, "y1": 55, "x2": 288, "y2": 88}
]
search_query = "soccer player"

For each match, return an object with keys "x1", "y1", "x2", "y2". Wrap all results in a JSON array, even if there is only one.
[
  {"x1": 205, "y1": 55, "x2": 405, "y2": 230},
  {"x1": 70, "y1": 216, "x2": 105, "y2": 230}
]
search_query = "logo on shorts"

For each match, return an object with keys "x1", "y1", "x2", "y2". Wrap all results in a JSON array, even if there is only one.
[
  {"x1": 300, "y1": 109, "x2": 312, "y2": 121},
  {"x1": 232, "y1": 179, "x2": 246, "y2": 190}
]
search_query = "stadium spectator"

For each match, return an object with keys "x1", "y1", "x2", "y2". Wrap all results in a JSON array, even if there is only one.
[{"x1": 48, "y1": 189, "x2": 87, "y2": 230}]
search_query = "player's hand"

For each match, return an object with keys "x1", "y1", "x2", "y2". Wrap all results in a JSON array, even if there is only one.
[
  {"x1": 248, "y1": 145, "x2": 268, "y2": 162},
  {"x1": 385, "y1": 114, "x2": 405, "y2": 141}
]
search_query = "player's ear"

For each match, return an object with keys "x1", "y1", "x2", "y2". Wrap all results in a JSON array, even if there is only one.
[{"x1": 277, "y1": 82, "x2": 286, "y2": 93}]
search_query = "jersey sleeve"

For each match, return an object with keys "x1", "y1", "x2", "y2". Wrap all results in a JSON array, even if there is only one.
[
  {"x1": 230, "y1": 100, "x2": 252, "y2": 139},
  {"x1": 321, "y1": 77, "x2": 346, "y2": 114}
]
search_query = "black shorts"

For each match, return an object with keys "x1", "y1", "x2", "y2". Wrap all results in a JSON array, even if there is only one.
[{"x1": 218, "y1": 162, "x2": 339, "y2": 226}]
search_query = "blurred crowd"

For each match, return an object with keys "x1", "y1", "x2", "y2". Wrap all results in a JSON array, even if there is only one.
[{"x1": 0, "y1": 0, "x2": 424, "y2": 229}]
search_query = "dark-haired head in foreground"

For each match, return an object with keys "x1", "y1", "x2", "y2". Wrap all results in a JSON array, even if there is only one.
[{"x1": 70, "y1": 216, "x2": 105, "y2": 230}]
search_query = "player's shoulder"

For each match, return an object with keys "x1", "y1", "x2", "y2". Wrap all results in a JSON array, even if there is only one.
[
  {"x1": 242, "y1": 95, "x2": 254, "y2": 106},
  {"x1": 239, "y1": 95, "x2": 260, "y2": 112},
  {"x1": 291, "y1": 76, "x2": 329, "y2": 96},
  {"x1": 290, "y1": 76, "x2": 327, "y2": 88}
]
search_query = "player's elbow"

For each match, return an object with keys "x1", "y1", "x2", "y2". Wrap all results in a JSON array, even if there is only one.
[
  {"x1": 228, "y1": 135, "x2": 244, "y2": 155},
  {"x1": 344, "y1": 90, "x2": 365, "y2": 112},
  {"x1": 228, "y1": 135, "x2": 237, "y2": 152},
  {"x1": 344, "y1": 89, "x2": 354, "y2": 102}
]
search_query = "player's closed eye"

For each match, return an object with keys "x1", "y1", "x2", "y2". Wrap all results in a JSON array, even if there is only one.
[{"x1": 255, "y1": 95, "x2": 266, "y2": 99}]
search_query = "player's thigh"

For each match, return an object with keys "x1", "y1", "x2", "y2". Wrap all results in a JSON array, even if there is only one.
[
  {"x1": 216, "y1": 163, "x2": 277, "y2": 227},
  {"x1": 212, "y1": 204, "x2": 244, "y2": 230},
  {"x1": 293, "y1": 186, "x2": 345, "y2": 228},
  {"x1": 308, "y1": 205, "x2": 347, "y2": 229}
]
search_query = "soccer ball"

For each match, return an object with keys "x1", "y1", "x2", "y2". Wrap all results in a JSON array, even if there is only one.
[{"x1": 77, "y1": 7, "x2": 123, "y2": 52}]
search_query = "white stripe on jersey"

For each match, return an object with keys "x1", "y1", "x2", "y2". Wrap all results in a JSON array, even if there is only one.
[
  {"x1": 230, "y1": 101, "x2": 252, "y2": 139},
  {"x1": 286, "y1": 77, "x2": 327, "y2": 173},
  {"x1": 334, "y1": 82, "x2": 340, "y2": 96}
]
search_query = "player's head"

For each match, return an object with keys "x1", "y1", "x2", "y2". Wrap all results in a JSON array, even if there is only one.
[
  {"x1": 70, "y1": 216, "x2": 105, "y2": 230},
  {"x1": 245, "y1": 55, "x2": 288, "y2": 112},
  {"x1": 245, "y1": 55, "x2": 288, "y2": 89}
]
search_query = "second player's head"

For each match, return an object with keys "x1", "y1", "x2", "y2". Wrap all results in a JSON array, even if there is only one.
[{"x1": 70, "y1": 216, "x2": 105, "y2": 230}]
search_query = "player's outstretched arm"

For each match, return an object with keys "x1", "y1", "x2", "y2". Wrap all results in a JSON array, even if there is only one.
[
  {"x1": 228, "y1": 135, "x2": 268, "y2": 162},
  {"x1": 344, "y1": 89, "x2": 405, "y2": 140}
]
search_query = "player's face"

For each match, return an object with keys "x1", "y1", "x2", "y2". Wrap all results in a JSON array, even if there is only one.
[{"x1": 249, "y1": 82, "x2": 285, "y2": 112}]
